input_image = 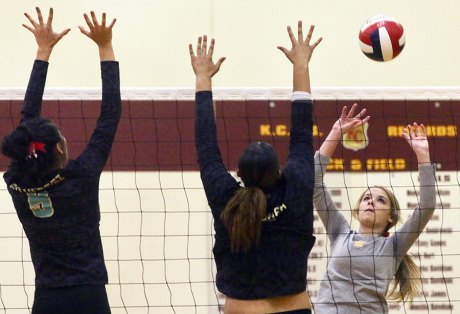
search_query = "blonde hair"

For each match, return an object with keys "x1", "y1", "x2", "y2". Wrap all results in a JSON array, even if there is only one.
[{"x1": 352, "y1": 186, "x2": 422, "y2": 303}]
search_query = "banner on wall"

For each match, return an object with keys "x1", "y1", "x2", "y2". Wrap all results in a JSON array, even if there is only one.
[
  {"x1": 0, "y1": 98, "x2": 458, "y2": 313},
  {"x1": 1, "y1": 99, "x2": 458, "y2": 171}
]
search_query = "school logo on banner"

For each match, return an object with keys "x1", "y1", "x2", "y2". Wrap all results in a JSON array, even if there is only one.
[{"x1": 342, "y1": 123, "x2": 369, "y2": 152}]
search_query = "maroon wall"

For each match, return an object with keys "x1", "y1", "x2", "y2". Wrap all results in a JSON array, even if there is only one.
[{"x1": 1, "y1": 99, "x2": 458, "y2": 172}]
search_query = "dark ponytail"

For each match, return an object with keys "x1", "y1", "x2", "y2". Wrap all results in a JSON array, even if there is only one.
[
  {"x1": 2, "y1": 125, "x2": 31, "y2": 161},
  {"x1": 221, "y1": 187, "x2": 267, "y2": 253},
  {"x1": 2, "y1": 117, "x2": 61, "y2": 177},
  {"x1": 221, "y1": 142, "x2": 280, "y2": 253}
]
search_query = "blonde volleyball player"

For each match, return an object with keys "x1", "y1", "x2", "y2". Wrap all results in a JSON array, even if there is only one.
[{"x1": 313, "y1": 105, "x2": 436, "y2": 313}]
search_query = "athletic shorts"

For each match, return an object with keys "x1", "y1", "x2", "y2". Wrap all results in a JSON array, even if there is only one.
[{"x1": 32, "y1": 284, "x2": 110, "y2": 314}]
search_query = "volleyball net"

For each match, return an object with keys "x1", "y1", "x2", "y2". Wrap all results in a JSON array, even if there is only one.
[{"x1": 0, "y1": 87, "x2": 459, "y2": 313}]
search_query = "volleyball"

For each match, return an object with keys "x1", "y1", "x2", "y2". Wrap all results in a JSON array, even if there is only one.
[{"x1": 359, "y1": 15, "x2": 405, "y2": 62}]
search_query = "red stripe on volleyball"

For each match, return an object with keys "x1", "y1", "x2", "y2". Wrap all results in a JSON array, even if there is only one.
[{"x1": 359, "y1": 23, "x2": 380, "y2": 46}]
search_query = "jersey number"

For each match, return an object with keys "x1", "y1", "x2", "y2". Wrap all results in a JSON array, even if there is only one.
[{"x1": 27, "y1": 191, "x2": 55, "y2": 218}]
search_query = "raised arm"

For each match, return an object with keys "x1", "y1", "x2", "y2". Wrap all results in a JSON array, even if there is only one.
[
  {"x1": 189, "y1": 36, "x2": 237, "y2": 208},
  {"x1": 278, "y1": 22, "x2": 321, "y2": 175},
  {"x1": 393, "y1": 123, "x2": 436, "y2": 256},
  {"x1": 274, "y1": 21, "x2": 321, "y2": 221},
  {"x1": 21, "y1": 7, "x2": 70, "y2": 122},
  {"x1": 314, "y1": 105, "x2": 370, "y2": 237},
  {"x1": 75, "y1": 12, "x2": 121, "y2": 174}
]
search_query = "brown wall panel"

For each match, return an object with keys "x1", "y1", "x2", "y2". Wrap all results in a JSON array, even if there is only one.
[{"x1": 1, "y1": 99, "x2": 459, "y2": 172}]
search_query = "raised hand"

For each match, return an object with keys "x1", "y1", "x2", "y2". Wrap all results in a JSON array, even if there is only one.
[
  {"x1": 277, "y1": 21, "x2": 322, "y2": 68},
  {"x1": 23, "y1": 7, "x2": 71, "y2": 61},
  {"x1": 333, "y1": 104, "x2": 370, "y2": 135},
  {"x1": 319, "y1": 104, "x2": 370, "y2": 158},
  {"x1": 402, "y1": 123, "x2": 430, "y2": 164},
  {"x1": 278, "y1": 21, "x2": 322, "y2": 92},
  {"x1": 189, "y1": 35, "x2": 226, "y2": 82},
  {"x1": 79, "y1": 11, "x2": 116, "y2": 61}
]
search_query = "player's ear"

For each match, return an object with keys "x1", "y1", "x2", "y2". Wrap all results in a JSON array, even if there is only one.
[
  {"x1": 55, "y1": 142, "x2": 65, "y2": 155},
  {"x1": 387, "y1": 211, "x2": 393, "y2": 223}
]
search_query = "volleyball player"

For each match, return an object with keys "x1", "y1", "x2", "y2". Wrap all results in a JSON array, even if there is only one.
[
  {"x1": 313, "y1": 105, "x2": 436, "y2": 313},
  {"x1": 1, "y1": 8, "x2": 119, "y2": 314},
  {"x1": 189, "y1": 21, "x2": 321, "y2": 314}
]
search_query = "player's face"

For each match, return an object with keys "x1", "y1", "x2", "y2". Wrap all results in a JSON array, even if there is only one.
[{"x1": 357, "y1": 187, "x2": 392, "y2": 232}]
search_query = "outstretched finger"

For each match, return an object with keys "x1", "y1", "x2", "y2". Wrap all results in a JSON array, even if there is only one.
[
  {"x1": 305, "y1": 24, "x2": 314, "y2": 44},
  {"x1": 83, "y1": 13, "x2": 94, "y2": 30},
  {"x1": 24, "y1": 12, "x2": 38, "y2": 29},
  {"x1": 36, "y1": 7, "x2": 44, "y2": 26},
  {"x1": 188, "y1": 43, "x2": 195, "y2": 57},
  {"x1": 90, "y1": 11, "x2": 99, "y2": 27},
  {"x1": 215, "y1": 57, "x2": 226, "y2": 70},
  {"x1": 287, "y1": 25, "x2": 296, "y2": 46},
  {"x1": 412, "y1": 122, "x2": 420, "y2": 137},
  {"x1": 202, "y1": 35, "x2": 208, "y2": 55},
  {"x1": 347, "y1": 103, "x2": 358, "y2": 117},
  {"x1": 277, "y1": 46, "x2": 289, "y2": 57},
  {"x1": 311, "y1": 37, "x2": 323, "y2": 49},
  {"x1": 56, "y1": 28, "x2": 71, "y2": 41},
  {"x1": 419, "y1": 124, "x2": 426, "y2": 137},
  {"x1": 361, "y1": 115, "x2": 371, "y2": 124},
  {"x1": 78, "y1": 26, "x2": 90, "y2": 37},
  {"x1": 408, "y1": 124, "x2": 416, "y2": 139},
  {"x1": 340, "y1": 106, "x2": 348, "y2": 117},
  {"x1": 108, "y1": 18, "x2": 116, "y2": 29},
  {"x1": 22, "y1": 23, "x2": 35, "y2": 34},
  {"x1": 208, "y1": 38, "x2": 215, "y2": 58},
  {"x1": 357, "y1": 108, "x2": 367, "y2": 119},
  {"x1": 297, "y1": 21, "x2": 304, "y2": 43},
  {"x1": 101, "y1": 13, "x2": 106, "y2": 28},
  {"x1": 46, "y1": 8, "x2": 53, "y2": 28},
  {"x1": 402, "y1": 126, "x2": 410, "y2": 141},
  {"x1": 196, "y1": 36, "x2": 203, "y2": 55}
]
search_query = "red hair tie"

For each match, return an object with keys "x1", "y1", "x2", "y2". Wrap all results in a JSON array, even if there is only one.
[
  {"x1": 28, "y1": 141, "x2": 47, "y2": 159},
  {"x1": 383, "y1": 231, "x2": 390, "y2": 237}
]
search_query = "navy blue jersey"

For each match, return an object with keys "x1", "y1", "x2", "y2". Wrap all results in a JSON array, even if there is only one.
[
  {"x1": 195, "y1": 91, "x2": 315, "y2": 299},
  {"x1": 3, "y1": 60, "x2": 121, "y2": 288}
]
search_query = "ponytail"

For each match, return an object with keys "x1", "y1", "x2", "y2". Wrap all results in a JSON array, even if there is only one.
[
  {"x1": 387, "y1": 254, "x2": 422, "y2": 303},
  {"x1": 2, "y1": 125, "x2": 31, "y2": 160},
  {"x1": 221, "y1": 187, "x2": 267, "y2": 253}
]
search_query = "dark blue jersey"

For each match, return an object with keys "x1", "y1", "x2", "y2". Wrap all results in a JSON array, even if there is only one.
[
  {"x1": 3, "y1": 60, "x2": 121, "y2": 288},
  {"x1": 195, "y1": 91, "x2": 315, "y2": 299}
]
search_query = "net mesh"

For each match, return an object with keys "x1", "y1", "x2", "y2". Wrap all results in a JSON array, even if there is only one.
[{"x1": 0, "y1": 88, "x2": 458, "y2": 313}]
